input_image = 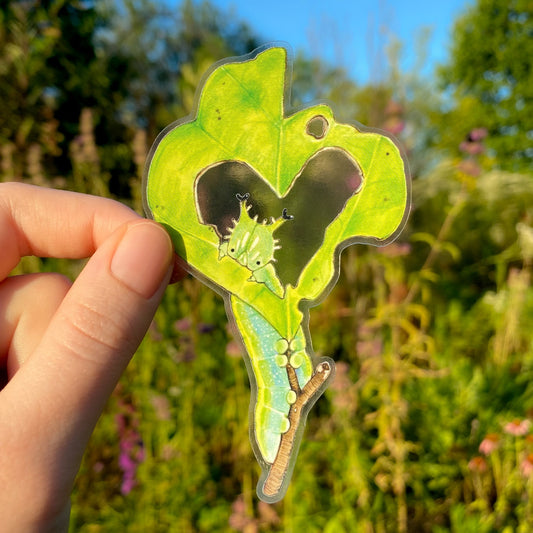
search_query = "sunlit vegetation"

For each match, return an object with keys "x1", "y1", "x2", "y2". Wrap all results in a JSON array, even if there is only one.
[{"x1": 2, "y1": 0, "x2": 533, "y2": 531}]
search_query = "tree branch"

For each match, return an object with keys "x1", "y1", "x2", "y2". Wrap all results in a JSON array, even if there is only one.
[{"x1": 262, "y1": 360, "x2": 332, "y2": 498}]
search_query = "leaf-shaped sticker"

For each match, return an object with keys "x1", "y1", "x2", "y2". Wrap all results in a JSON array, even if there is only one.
[{"x1": 144, "y1": 45, "x2": 410, "y2": 503}]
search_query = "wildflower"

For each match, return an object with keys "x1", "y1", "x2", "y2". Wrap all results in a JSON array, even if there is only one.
[
  {"x1": 174, "y1": 317, "x2": 192, "y2": 331},
  {"x1": 458, "y1": 159, "x2": 481, "y2": 177},
  {"x1": 468, "y1": 456, "x2": 488, "y2": 473},
  {"x1": 330, "y1": 362, "x2": 356, "y2": 413},
  {"x1": 389, "y1": 282, "x2": 408, "y2": 304},
  {"x1": 150, "y1": 394, "x2": 171, "y2": 421},
  {"x1": 356, "y1": 339, "x2": 383, "y2": 358},
  {"x1": 197, "y1": 322, "x2": 215, "y2": 333},
  {"x1": 459, "y1": 140, "x2": 484, "y2": 155},
  {"x1": 504, "y1": 419, "x2": 531, "y2": 436},
  {"x1": 479, "y1": 433, "x2": 500, "y2": 456},
  {"x1": 258, "y1": 501, "x2": 281, "y2": 527},
  {"x1": 117, "y1": 427, "x2": 144, "y2": 495},
  {"x1": 161, "y1": 444, "x2": 177, "y2": 461},
  {"x1": 385, "y1": 100, "x2": 404, "y2": 115},
  {"x1": 228, "y1": 495, "x2": 257, "y2": 532},
  {"x1": 148, "y1": 320, "x2": 163, "y2": 342},
  {"x1": 469, "y1": 128, "x2": 488, "y2": 141},
  {"x1": 115, "y1": 401, "x2": 145, "y2": 495},
  {"x1": 377, "y1": 242, "x2": 412, "y2": 257},
  {"x1": 226, "y1": 339, "x2": 242, "y2": 358},
  {"x1": 330, "y1": 361, "x2": 351, "y2": 392},
  {"x1": 383, "y1": 117, "x2": 405, "y2": 136},
  {"x1": 521, "y1": 453, "x2": 533, "y2": 477}
]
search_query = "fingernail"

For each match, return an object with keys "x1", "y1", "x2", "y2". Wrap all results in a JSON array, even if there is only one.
[{"x1": 111, "y1": 222, "x2": 173, "y2": 299}]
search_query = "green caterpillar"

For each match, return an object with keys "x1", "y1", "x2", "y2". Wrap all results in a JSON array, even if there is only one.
[
  {"x1": 231, "y1": 295, "x2": 331, "y2": 502},
  {"x1": 219, "y1": 193, "x2": 292, "y2": 298}
]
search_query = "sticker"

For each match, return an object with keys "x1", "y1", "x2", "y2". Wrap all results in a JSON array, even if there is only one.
[{"x1": 143, "y1": 44, "x2": 410, "y2": 503}]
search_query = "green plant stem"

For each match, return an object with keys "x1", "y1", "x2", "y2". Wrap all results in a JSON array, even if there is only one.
[{"x1": 404, "y1": 185, "x2": 468, "y2": 306}]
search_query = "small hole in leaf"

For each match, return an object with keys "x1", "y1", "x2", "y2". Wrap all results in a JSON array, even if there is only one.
[{"x1": 306, "y1": 116, "x2": 328, "y2": 139}]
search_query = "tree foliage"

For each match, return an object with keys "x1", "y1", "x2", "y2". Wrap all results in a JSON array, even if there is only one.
[
  {"x1": 439, "y1": 0, "x2": 533, "y2": 171},
  {"x1": 0, "y1": 0, "x2": 260, "y2": 194}
]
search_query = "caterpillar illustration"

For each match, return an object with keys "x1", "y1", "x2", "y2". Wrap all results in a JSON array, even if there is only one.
[{"x1": 219, "y1": 193, "x2": 292, "y2": 298}]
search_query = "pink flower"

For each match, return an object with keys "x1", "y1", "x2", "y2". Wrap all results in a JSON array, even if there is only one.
[
  {"x1": 469, "y1": 128, "x2": 488, "y2": 141},
  {"x1": 228, "y1": 495, "x2": 257, "y2": 532},
  {"x1": 468, "y1": 456, "x2": 488, "y2": 473},
  {"x1": 377, "y1": 242, "x2": 412, "y2": 257},
  {"x1": 521, "y1": 454, "x2": 533, "y2": 477},
  {"x1": 504, "y1": 419, "x2": 531, "y2": 436},
  {"x1": 385, "y1": 100, "x2": 404, "y2": 116},
  {"x1": 479, "y1": 433, "x2": 500, "y2": 456},
  {"x1": 174, "y1": 317, "x2": 192, "y2": 331},
  {"x1": 458, "y1": 159, "x2": 481, "y2": 176},
  {"x1": 150, "y1": 394, "x2": 171, "y2": 421},
  {"x1": 226, "y1": 339, "x2": 242, "y2": 358},
  {"x1": 459, "y1": 140, "x2": 485, "y2": 155},
  {"x1": 356, "y1": 339, "x2": 383, "y2": 358},
  {"x1": 383, "y1": 117, "x2": 405, "y2": 136}
]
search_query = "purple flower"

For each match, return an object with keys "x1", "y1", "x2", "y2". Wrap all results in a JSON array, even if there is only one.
[
  {"x1": 469, "y1": 128, "x2": 488, "y2": 141},
  {"x1": 115, "y1": 400, "x2": 145, "y2": 495},
  {"x1": 121, "y1": 476, "x2": 136, "y2": 495},
  {"x1": 119, "y1": 449, "x2": 136, "y2": 472}
]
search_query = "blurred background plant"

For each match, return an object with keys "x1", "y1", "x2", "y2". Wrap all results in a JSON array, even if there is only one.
[{"x1": 2, "y1": 0, "x2": 533, "y2": 531}]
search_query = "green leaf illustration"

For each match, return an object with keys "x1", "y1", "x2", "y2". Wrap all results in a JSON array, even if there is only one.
[{"x1": 144, "y1": 45, "x2": 409, "y2": 502}]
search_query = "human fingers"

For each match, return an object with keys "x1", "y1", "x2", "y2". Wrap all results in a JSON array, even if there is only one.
[
  {"x1": 0, "y1": 183, "x2": 138, "y2": 278},
  {"x1": 0, "y1": 273, "x2": 71, "y2": 380},
  {"x1": 0, "y1": 220, "x2": 172, "y2": 525},
  {"x1": 0, "y1": 182, "x2": 187, "y2": 282}
]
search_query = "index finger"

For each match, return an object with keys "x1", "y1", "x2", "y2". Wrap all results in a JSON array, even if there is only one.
[{"x1": 0, "y1": 183, "x2": 140, "y2": 278}]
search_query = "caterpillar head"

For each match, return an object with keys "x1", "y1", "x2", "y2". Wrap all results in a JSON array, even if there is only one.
[{"x1": 224, "y1": 194, "x2": 291, "y2": 272}]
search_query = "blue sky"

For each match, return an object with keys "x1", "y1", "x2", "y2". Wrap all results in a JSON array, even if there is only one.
[{"x1": 209, "y1": 0, "x2": 474, "y2": 83}]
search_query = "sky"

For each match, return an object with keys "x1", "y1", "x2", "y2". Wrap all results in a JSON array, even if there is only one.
[{"x1": 209, "y1": 0, "x2": 474, "y2": 83}]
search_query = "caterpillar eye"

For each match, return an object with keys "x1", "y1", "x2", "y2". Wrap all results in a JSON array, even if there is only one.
[
  {"x1": 256, "y1": 260, "x2": 261, "y2": 265},
  {"x1": 231, "y1": 248, "x2": 235, "y2": 252}
]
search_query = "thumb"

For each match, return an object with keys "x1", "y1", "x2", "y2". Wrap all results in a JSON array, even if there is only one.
[{"x1": 4, "y1": 220, "x2": 173, "y2": 466}]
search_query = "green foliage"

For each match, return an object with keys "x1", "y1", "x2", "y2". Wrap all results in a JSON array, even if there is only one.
[
  {"x1": 0, "y1": 0, "x2": 259, "y2": 195},
  {"x1": 438, "y1": 0, "x2": 533, "y2": 171},
  {"x1": 51, "y1": 110, "x2": 532, "y2": 531},
  {"x1": 2, "y1": 0, "x2": 533, "y2": 530}
]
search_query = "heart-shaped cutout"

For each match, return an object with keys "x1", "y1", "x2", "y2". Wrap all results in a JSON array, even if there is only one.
[{"x1": 196, "y1": 147, "x2": 363, "y2": 288}]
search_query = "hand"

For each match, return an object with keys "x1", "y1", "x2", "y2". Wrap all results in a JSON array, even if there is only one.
[{"x1": 0, "y1": 183, "x2": 181, "y2": 532}]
